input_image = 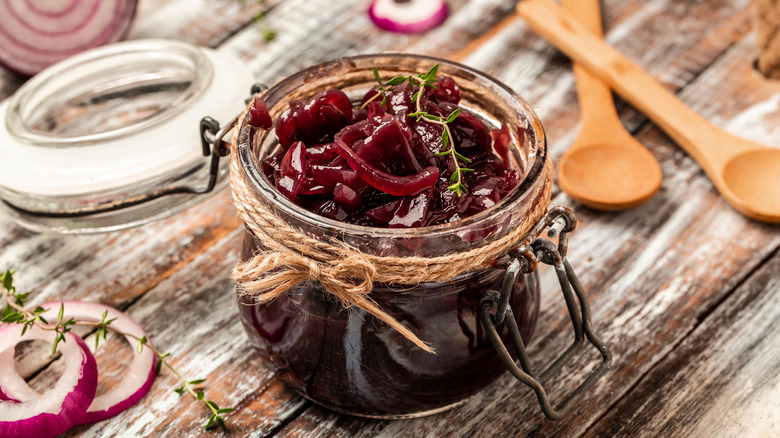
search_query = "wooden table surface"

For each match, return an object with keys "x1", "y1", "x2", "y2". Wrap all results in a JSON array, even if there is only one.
[{"x1": 2, "y1": 0, "x2": 780, "y2": 437}]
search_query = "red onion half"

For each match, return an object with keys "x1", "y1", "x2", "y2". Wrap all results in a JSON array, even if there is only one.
[
  {"x1": 368, "y1": 0, "x2": 448, "y2": 34},
  {"x1": 0, "y1": 0, "x2": 139, "y2": 76},
  {"x1": 38, "y1": 301, "x2": 158, "y2": 425},
  {"x1": 0, "y1": 324, "x2": 98, "y2": 438}
]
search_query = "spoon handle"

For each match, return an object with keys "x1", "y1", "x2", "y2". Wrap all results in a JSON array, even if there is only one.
[
  {"x1": 517, "y1": 0, "x2": 733, "y2": 173},
  {"x1": 561, "y1": 0, "x2": 621, "y2": 140}
]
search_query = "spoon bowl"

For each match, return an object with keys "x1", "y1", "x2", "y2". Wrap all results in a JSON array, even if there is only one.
[
  {"x1": 559, "y1": 141, "x2": 662, "y2": 210},
  {"x1": 721, "y1": 148, "x2": 780, "y2": 222},
  {"x1": 557, "y1": 0, "x2": 662, "y2": 211}
]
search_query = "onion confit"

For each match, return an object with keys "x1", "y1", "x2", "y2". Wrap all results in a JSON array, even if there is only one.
[{"x1": 256, "y1": 73, "x2": 520, "y2": 228}]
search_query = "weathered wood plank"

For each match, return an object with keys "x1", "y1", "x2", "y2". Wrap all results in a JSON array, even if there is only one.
[
  {"x1": 129, "y1": 0, "x2": 271, "y2": 48},
  {"x1": 583, "y1": 249, "x2": 780, "y2": 438},
  {"x1": 218, "y1": 0, "x2": 518, "y2": 84}
]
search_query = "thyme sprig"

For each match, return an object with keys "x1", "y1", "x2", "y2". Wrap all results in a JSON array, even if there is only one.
[
  {"x1": 0, "y1": 270, "x2": 232, "y2": 431},
  {"x1": 362, "y1": 64, "x2": 473, "y2": 196}
]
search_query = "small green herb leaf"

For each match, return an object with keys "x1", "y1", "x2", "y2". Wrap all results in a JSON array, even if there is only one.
[
  {"x1": 137, "y1": 336, "x2": 147, "y2": 353},
  {"x1": 385, "y1": 76, "x2": 408, "y2": 86},
  {"x1": 421, "y1": 64, "x2": 439, "y2": 83},
  {"x1": 446, "y1": 108, "x2": 461, "y2": 123},
  {"x1": 2, "y1": 312, "x2": 22, "y2": 323},
  {"x1": 453, "y1": 151, "x2": 472, "y2": 163},
  {"x1": 1, "y1": 270, "x2": 13, "y2": 291}
]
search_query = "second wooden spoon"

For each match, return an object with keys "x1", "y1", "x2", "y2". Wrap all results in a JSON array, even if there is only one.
[
  {"x1": 558, "y1": 0, "x2": 661, "y2": 211},
  {"x1": 518, "y1": 0, "x2": 780, "y2": 223}
]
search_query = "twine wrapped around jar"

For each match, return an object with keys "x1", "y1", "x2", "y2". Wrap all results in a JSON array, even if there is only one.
[
  {"x1": 228, "y1": 117, "x2": 553, "y2": 354},
  {"x1": 753, "y1": 0, "x2": 780, "y2": 79}
]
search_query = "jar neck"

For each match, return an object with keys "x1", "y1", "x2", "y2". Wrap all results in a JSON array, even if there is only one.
[{"x1": 236, "y1": 54, "x2": 551, "y2": 258}]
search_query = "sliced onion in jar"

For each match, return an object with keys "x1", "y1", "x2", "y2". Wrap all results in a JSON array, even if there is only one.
[
  {"x1": 37, "y1": 301, "x2": 157, "y2": 425},
  {"x1": 0, "y1": 0, "x2": 139, "y2": 76},
  {"x1": 0, "y1": 324, "x2": 98, "y2": 438},
  {"x1": 368, "y1": 0, "x2": 448, "y2": 34}
]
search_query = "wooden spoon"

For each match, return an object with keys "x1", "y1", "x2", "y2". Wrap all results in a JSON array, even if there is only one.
[
  {"x1": 517, "y1": 0, "x2": 780, "y2": 223},
  {"x1": 557, "y1": 0, "x2": 661, "y2": 211}
]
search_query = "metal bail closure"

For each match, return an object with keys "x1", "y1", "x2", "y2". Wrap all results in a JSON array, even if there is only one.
[
  {"x1": 478, "y1": 206, "x2": 612, "y2": 420},
  {"x1": 199, "y1": 83, "x2": 269, "y2": 196}
]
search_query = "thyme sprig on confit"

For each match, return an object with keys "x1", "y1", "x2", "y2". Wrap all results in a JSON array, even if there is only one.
[
  {"x1": 363, "y1": 64, "x2": 473, "y2": 196},
  {"x1": 0, "y1": 270, "x2": 232, "y2": 431}
]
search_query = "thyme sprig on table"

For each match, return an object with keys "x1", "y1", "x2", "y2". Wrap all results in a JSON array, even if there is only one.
[
  {"x1": 363, "y1": 64, "x2": 473, "y2": 196},
  {"x1": 0, "y1": 270, "x2": 232, "y2": 431}
]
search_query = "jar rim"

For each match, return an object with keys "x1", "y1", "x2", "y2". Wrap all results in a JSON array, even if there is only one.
[
  {"x1": 4, "y1": 39, "x2": 213, "y2": 147},
  {"x1": 237, "y1": 54, "x2": 548, "y2": 239}
]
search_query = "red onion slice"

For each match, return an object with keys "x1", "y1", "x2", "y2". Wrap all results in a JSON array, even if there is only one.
[
  {"x1": 0, "y1": 346, "x2": 38, "y2": 402},
  {"x1": 0, "y1": 324, "x2": 98, "y2": 438},
  {"x1": 368, "y1": 0, "x2": 448, "y2": 34},
  {"x1": 38, "y1": 301, "x2": 157, "y2": 425},
  {"x1": 0, "y1": 0, "x2": 139, "y2": 76}
]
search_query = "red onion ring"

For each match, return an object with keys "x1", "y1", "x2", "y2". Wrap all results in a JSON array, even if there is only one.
[
  {"x1": 368, "y1": 0, "x2": 448, "y2": 34},
  {"x1": 38, "y1": 301, "x2": 158, "y2": 425},
  {"x1": 0, "y1": 301, "x2": 157, "y2": 426},
  {"x1": 0, "y1": 324, "x2": 98, "y2": 438},
  {"x1": 0, "y1": 0, "x2": 139, "y2": 76},
  {"x1": 0, "y1": 346, "x2": 38, "y2": 402}
]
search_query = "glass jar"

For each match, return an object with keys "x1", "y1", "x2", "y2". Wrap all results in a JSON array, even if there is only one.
[{"x1": 234, "y1": 55, "x2": 555, "y2": 418}]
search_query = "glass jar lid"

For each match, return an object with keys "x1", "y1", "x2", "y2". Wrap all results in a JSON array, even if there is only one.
[{"x1": 0, "y1": 39, "x2": 253, "y2": 233}]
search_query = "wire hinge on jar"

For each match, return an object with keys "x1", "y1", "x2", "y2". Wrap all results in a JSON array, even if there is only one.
[
  {"x1": 479, "y1": 206, "x2": 612, "y2": 420},
  {"x1": 199, "y1": 83, "x2": 269, "y2": 194}
]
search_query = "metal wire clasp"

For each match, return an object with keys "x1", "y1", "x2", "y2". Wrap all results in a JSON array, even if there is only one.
[
  {"x1": 199, "y1": 83, "x2": 269, "y2": 193},
  {"x1": 478, "y1": 206, "x2": 612, "y2": 420}
]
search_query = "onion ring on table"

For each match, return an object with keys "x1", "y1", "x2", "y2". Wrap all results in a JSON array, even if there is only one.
[
  {"x1": 0, "y1": 324, "x2": 98, "y2": 438},
  {"x1": 368, "y1": 0, "x2": 448, "y2": 34},
  {"x1": 0, "y1": 301, "x2": 157, "y2": 425},
  {"x1": 38, "y1": 300, "x2": 158, "y2": 425}
]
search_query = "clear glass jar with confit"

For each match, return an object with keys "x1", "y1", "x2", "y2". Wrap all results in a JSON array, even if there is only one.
[{"x1": 230, "y1": 54, "x2": 610, "y2": 419}]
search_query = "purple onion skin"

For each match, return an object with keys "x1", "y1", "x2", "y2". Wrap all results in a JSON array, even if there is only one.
[
  {"x1": 367, "y1": 1, "x2": 448, "y2": 34},
  {"x1": 74, "y1": 355, "x2": 158, "y2": 425},
  {"x1": 0, "y1": 335, "x2": 98, "y2": 438}
]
